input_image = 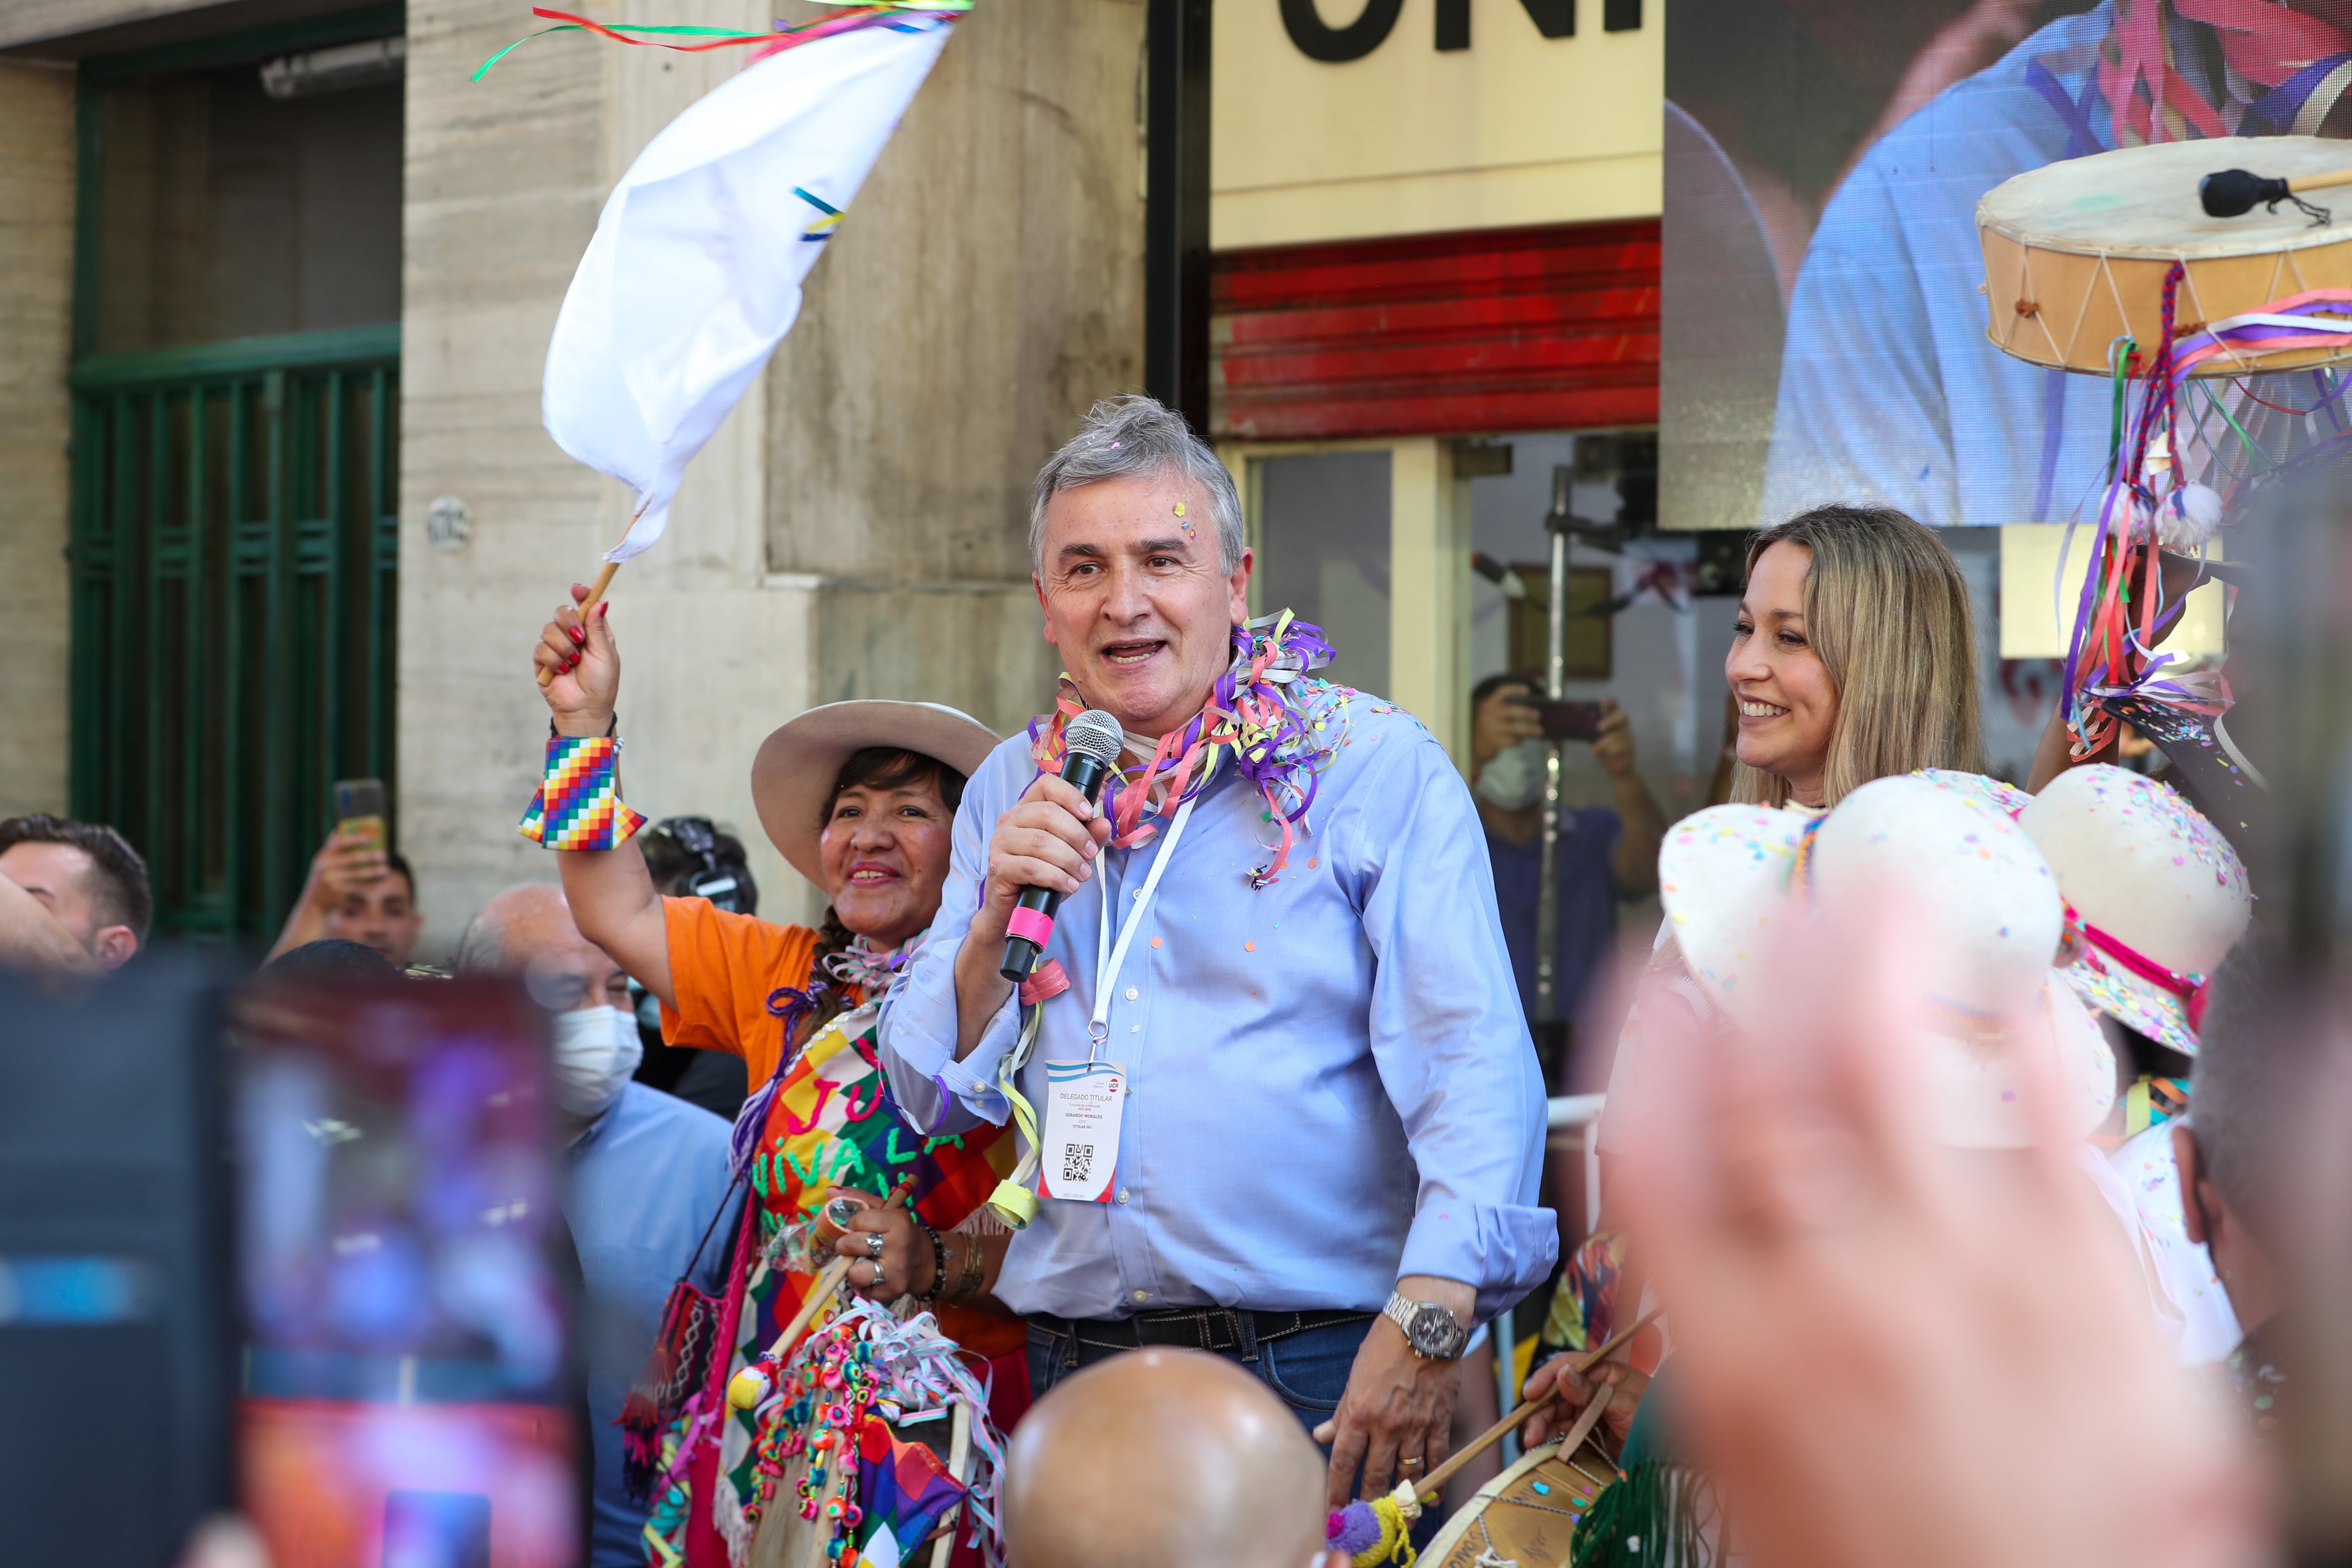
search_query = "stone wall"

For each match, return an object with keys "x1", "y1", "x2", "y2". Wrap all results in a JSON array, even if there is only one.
[
  {"x1": 397, "y1": 0, "x2": 619, "y2": 951},
  {"x1": 769, "y1": 0, "x2": 1148, "y2": 745},
  {"x1": 397, "y1": 0, "x2": 1144, "y2": 949},
  {"x1": 0, "y1": 61, "x2": 78, "y2": 820}
]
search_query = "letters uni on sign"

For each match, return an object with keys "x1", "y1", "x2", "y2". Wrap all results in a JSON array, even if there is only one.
[{"x1": 1277, "y1": 0, "x2": 1639, "y2": 62}]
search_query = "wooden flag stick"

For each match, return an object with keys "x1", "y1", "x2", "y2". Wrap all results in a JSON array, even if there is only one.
[
  {"x1": 534, "y1": 558, "x2": 624, "y2": 690},
  {"x1": 1410, "y1": 1305, "x2": 1661, "y2": 1503}
]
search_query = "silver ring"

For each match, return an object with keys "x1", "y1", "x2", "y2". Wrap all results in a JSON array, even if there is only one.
[
  {"x1": 866, "y1": 1232, "x2": 886, "y2": 1259},
  {"x1": 862, "y1": 1259, "x2": 884, "y2": 1290}
]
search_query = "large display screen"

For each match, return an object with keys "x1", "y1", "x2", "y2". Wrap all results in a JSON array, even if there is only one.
[{"x1": 1660, "y1": 0, "x2": 2348, "y2": 535}]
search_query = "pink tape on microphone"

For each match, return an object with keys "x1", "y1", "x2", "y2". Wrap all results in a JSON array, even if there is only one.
[{"x1": 1005, "y1": 906, "x2": 1056, "y2": 947}]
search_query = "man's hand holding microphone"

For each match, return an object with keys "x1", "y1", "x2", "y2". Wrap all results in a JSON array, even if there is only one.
[{"x1": 950, "y1": 710, "x2": 1124, "y2": 1059}]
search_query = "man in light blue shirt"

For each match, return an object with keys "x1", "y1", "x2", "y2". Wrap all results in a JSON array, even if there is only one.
[
  {"x1": 1759, "y1": 1, "x2": 2352, "y2": 530},
  {"x1": 1762, "y1": 3, "x2": 2130, "y2": 529},
  {"x1": 461, "y1": 884, "x2": 738, "y2": 1568},
  {"x1": 878, "y1": 396, "x2": 1553, "y2": 1511}
]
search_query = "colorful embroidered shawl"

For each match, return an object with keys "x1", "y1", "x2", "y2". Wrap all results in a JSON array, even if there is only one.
[{"x1": 643, "y1": 1002, "x2": 1016, "y2": 1566}]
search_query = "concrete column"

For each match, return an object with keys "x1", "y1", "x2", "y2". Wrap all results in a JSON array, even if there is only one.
[
  {"x1": 1389, "y1": 437, "x2": 1471, "y2": 769},
  {"x1": 399, "y1": 0, "x2": 642, "y2": 948},
  {"x1": 0, "y1": 61, "x2": 77, "y2": 819}
]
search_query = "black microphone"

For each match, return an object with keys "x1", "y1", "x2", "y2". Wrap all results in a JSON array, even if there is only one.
[{"x1": 1000, "y1": 708, "x2": 1125, "y2": 983}]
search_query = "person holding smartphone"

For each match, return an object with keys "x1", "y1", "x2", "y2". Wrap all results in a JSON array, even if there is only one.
[
  {"x1": 263, "y1": 779, "x2": 422, "y2": 967},
  {"x1": 1466, "y1": 676, "x2": 1665, "y2": 1044},
  {"x1": 265, "y1": 821, "x2": 424, "y2": 968}
]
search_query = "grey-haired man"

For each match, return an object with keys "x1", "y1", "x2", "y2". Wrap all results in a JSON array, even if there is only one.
[{"x1": 880, "y1": 395, "x2": 1554, "y2": 1511}]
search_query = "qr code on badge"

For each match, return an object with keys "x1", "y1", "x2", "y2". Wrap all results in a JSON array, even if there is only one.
[{"x1": 1061, "y1": 1144, "x2": 1094, "y2": 1185}]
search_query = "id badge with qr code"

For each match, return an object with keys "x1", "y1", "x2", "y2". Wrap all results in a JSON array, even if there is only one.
[{"x1": 1039, "y1": 1058, "x2": 1124, "y2": 1203}]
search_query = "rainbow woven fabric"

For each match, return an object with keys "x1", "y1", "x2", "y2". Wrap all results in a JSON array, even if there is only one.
[{"x1": 517, "y1": 733, "x2": 647, "y2": 850}]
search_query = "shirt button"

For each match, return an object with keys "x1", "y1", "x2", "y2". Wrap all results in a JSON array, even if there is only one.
[
  {"x1": 1116, "y1": 1187, "x2": 1130, "y2": 1204},
  {"x1": 1132, "y1": 1289, "x2": 1149, "y2": 1303},
  {"x1": 1124, "y1": 986, "x2": 1139, "y2": 1002}
]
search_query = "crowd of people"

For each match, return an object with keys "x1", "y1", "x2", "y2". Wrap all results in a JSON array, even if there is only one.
[{"x1": 1, "y1": 393, "x2": 2333, "y2": 1568}]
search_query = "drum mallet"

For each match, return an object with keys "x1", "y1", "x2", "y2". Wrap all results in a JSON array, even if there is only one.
[
  {"x1": 2200, "y1": 166, "x2": 2348, "y2": 223},
  {"x1": 1324, "y1": 1307, "x2": 1663, "y2": 1563},
  {"x1": 1407, "y1": 1305, "x2": 1663, "y2": 1504}
]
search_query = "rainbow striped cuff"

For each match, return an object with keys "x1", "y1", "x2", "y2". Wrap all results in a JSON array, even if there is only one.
[{"x1": 519, "y1": 734, "x2": 647, "y2": 851}]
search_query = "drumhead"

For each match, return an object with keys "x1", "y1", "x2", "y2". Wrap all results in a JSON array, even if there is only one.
[{"x1": 1979, "y1": 136, "x2": 2352, "y2": 259}]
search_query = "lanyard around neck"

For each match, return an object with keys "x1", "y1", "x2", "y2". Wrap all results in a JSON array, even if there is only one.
[{"x1": 1088, "y1": 756, "x2": 1211, "y2": 1056}]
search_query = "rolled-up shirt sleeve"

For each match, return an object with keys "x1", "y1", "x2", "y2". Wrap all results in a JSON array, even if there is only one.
[
  {"x1": 1343, "y1": 732, "x2": 1557, "y2": 1325},
  {"x1": 878, "y1": 741, "x2": 1026, "y2": 1133}
]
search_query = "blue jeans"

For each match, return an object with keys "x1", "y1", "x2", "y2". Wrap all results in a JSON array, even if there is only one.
[
  {"x1": 1025, "y1": 1313, "x2": 1372, "y2": 1433},
  {"x1": 1025, "y1": 1313, "x2": 1445, "y2": 1541}
]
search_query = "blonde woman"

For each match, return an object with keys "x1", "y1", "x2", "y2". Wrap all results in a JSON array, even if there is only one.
[
  {"x1": 1522, "y1": 503, "x2": 1989, "y2": 1443},
  {"x1": 1727, "y1": 503, "x2": 1983, "y2": 811}
]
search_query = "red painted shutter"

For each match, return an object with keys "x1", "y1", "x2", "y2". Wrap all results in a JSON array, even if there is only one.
[{"x1": 1209, "y1": 218, "x2": 1660, "y2": 441}]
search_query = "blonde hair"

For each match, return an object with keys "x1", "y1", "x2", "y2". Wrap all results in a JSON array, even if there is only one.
[{"x1": 1731, "y1": 505, "x2": 1983, "y2": 809}]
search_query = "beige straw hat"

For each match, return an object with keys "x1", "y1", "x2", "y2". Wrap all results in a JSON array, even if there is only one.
[{"x1": 749, "y1": 700, "x2": 1001, "y2": 888}]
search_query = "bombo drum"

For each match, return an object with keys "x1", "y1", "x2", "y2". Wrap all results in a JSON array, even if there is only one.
[
  {"x1": 1979, "y1": 135, "x2": 2352, "y2": 376},
  {"x1": 1419, "y1": 1433, "x2": 1620, "y2": 1568}
]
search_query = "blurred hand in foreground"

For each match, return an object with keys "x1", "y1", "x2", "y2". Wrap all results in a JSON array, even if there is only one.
[{"x1": 1613, "y1": 907, "x2": 2273, "y2": 1568}]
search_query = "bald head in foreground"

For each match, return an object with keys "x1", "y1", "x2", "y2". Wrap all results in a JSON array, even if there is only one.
[{"x1": 1004, "y1": 1348, "x2": 1346, "y2": 1568}]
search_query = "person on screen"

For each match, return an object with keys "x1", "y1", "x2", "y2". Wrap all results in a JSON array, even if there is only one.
[{"x1": 1761, "y1": 0, "x2": 2352, "y2": 530}]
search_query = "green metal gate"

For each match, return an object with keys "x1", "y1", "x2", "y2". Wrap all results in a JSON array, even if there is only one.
[{"x1": 68, "y1": 327, "x2": 400, "y2": 941}]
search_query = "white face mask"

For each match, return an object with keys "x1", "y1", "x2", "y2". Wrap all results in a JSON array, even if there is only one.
[
  {"x1": 549, "y1": 1005, "x2": 644, "y2": 1118},
  {"x1": 1474, "y1": 739, "x2": 1546, "y2": 812}
]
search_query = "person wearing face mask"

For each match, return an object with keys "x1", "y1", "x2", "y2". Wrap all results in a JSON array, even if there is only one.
[
  {"x1": 1466, "y1": 677, "x2": 1663, "y2": 1052},
  {"x1": 455, "y1": 882, "x2": 735, "y2": 1568},
  {"x1": 527, "y1": 602, "x2": 1027, "y2": 1567}
]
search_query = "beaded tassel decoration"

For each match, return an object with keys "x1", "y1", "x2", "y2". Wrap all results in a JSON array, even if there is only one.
[
  {"x1": 518, "y1": 733, "x2": 647, "y2": 850},
  {"x1": 734, "y1": 1298, "x2": 1009, "y2": 1566},
  {"x1": 1327, "y1": 1484, "x2": 1421, "y2": 1567}
]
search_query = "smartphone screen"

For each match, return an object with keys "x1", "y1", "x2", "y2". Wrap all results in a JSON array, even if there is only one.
[
  {"x1": 1517, "y1": 698, "x2": 1605, "y2": 742},
  {"x1": 334, "y1": 778, "x2": 389, "y2": 856},
  {"x1": 235, "y1": 979, "x2": 578, "y2": 1568}
]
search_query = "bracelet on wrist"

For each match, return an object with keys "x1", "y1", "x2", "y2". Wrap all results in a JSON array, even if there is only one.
[
  {"x1": 945, "y1": 1231, "x2": 987, "y2": 1304},
  {"x1": 913, "y1": 1217, "x2": 950, "y2": 1303},
  {"x1": 519, "y1": 730, "x2": 644, "y2": 851}
]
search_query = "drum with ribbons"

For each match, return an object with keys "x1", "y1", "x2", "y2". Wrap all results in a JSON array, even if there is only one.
[{"x1": 1979, "y1": 135, "x2": 2352, "y2": 378}]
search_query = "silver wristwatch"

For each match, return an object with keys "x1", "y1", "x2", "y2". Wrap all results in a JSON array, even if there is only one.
[{"x1": 1383, "y1": 1290, "x2": 1469, "y2": 1360}]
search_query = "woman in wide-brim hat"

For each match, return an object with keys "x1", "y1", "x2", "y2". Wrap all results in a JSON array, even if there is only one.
[{"x1": 532, "y1": 597, "x2": 1022, "y2": 1563}]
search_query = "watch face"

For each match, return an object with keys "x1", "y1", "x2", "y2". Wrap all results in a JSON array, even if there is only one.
[{"x1": 1407, "y1": 1305, "x2": 1464, "y2": 1358}]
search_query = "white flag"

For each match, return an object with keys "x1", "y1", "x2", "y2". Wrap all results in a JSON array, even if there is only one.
[{"x1": 542, "y1": 16, "x2": 955, "y2": 561}]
